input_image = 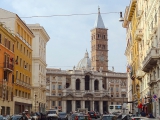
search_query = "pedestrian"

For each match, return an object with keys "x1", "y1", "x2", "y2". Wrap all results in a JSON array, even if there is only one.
[
  {"x1": 24, "y1": 109, "x2": 31, "y2": 119},
  {"x1": 148, "y1": 113, "x2": 155, "y2": 118},
  {"x1": 20, "y1": 112, "x2": 28, "y2": 120},
  {"x1": 140, "y1": 110, "x2": 146, "y2": 117}
]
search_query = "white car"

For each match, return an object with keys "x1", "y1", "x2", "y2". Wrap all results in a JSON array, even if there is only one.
[
  {"x1": 101, "y1": 114, "x2": 116, "y2": 120},
  {"x1": 130, "y1": 117, "x2": 159, "y2": 120}
]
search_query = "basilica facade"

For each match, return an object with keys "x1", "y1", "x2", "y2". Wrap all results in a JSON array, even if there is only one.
[{"x1": 46, "y1": 9, "x2": 127, "y2": 113}]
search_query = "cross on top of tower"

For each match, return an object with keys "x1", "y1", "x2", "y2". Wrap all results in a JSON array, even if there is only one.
[{"x1": 98, "y1": 6, "x2": 100, "y2": 14}]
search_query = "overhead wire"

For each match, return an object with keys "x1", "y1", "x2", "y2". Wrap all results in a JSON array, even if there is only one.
[{"x1": 0, "y1": 12, "x2": 120, "y2": 19}]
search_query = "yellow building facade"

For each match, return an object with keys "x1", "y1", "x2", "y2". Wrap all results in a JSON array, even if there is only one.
[
  {"x1": 13, "y1": 17, "x2": 34, "y2": 114},
  {"x1": 123, "y1": 0, "x2": 141, "y2": 114},
  {"x1": 0, "y1": 8, "x2": 34, "y2": 113},
  {"x1": 123, "y1": 0, "x2": 160, "y2": 116}
]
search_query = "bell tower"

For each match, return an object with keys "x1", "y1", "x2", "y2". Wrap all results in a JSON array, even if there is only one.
[{"x1": 91, "y1": 7, "x2": 108, "y2": 72}]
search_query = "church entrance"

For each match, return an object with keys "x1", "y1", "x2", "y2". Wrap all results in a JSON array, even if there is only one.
[
  {"x1": 76, "y1": 100, "x2": 81, "y2": 111},
  {"x1": 94, "y1": 101, "x2": 99, "y2": 112},
  {"x1": 66, "y1": 100, "x2": 72, "y2": 113},
  {"x1": 103, "y1": 101, "x2": 108, "y2": 113},
  {"x1": 85, "y1": 101, "x2": 90, "y2": 111}
]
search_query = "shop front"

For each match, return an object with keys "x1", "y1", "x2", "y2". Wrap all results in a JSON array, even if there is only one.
[{"x1": 14, "y1": 102, "x2": 32, "y2": 114}]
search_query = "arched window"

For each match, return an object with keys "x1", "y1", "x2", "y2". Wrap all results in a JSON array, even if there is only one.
[
  {"x1": 85, "y1": 75, "x2": 90, "y2": 90},
  {"x1": 94, "y1": 80, "x2": 99, "y2": 90},
  {"x1": 76, "y1": 79, "x2": 80, "y2": 90}
]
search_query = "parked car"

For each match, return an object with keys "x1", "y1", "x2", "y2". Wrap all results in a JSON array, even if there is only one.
[
  {"x1": 58, "y1": 112, "x2": 68, "y2": 120},
  {"x1": 0, "y1": 116, "x2": 3, "y2": 120},
  {"x1": 88, "y1": 111, "x2": 97, "y2": 119},
  {"x1": 71, "y1": 113, "x2": 91, "y2": 120},
  {"x1": 95, "y1": 112, "x2": 100, "y2": 118},
  {"x1": 31, "y1": 112, "x2": 40, "y2": 120},
  {"x1": 130, "y1": 116, "x2": 147, "y2": 120},
  {"x1": 40, "y1": 113, "x2": 47, "y2": 120},
  {"x1": 70, "y1": 113, "x2": 79, "y2": 120},
  {"x1": 101, "y1": 114, "x2": 116, "y2": 120},
  {"x1": 46, "y1": 110, "x2": 59, "y2": 120},
  {"x1": 3, "y1": 115, "x2": 10, "y2": 120},
  {"x1": 10, "y1": 115, "x2": 22, "y2": 120}
]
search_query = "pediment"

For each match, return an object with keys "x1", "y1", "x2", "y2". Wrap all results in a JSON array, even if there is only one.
[
  {"x1": 83, "y1": 93, "x2": 94, "y2": 97},
  {"x1": 65, "y1": 93, "x2": 74, "y2": 98},
  {"x1": 84, "y1": 71, "x2": 93, "y2": 75},
  {"x1": 102, "y1": 94, "x2": 110, "y2": 98}
]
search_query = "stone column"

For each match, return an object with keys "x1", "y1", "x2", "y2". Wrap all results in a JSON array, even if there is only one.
[
  {"x1": 81, "y1": 101, "x2": 85, "y2": 109},
  {"x1": 89, "y1": 79, "x2": 92, "y2": 91},
  {"x1": 71, "y1": 78, "x2": 75, "y2": 90},
  {"x1": 81, "y1": 78, "x2": 84, "y2": 91},
  {"x1": 72, "y1": 101, "x2": 75, "y2": 112},
  {"x1": 99, "y1": 101, "x2": 103, "y2": 114},
  {"x1": 62, "y1": 101, "x2": 66, "y2": 112},
  {"x1": 92, "y1": 101, "x2": 94, "y2": 111},
  {"x1": 99, "y1": 79, "x2": 102, "y2": 91},
  {"x1": 92, "y1": 79, "x2": 94, "y2": 91}
]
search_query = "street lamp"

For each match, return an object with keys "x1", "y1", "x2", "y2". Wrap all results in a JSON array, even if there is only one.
[
  {"x1": 119, "y1": 12, "x2": 124, "y2": 22},
  {"x1": 35, "y1": 94, "x2": 37, "y2": 112}
]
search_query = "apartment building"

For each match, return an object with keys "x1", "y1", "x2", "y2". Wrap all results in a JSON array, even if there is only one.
[
  {"x1": 0, "y1": 8, "x2": 34, "y2": 113},
  {"x1": 123, "y1": 0, "x2": 160, "y2": 117},
  {"x1": 27, "y1": 24, "x2": 50, "y2": 112},
  {"x1": 0, "y1": 22, "x2": 16, "y2": 115}
]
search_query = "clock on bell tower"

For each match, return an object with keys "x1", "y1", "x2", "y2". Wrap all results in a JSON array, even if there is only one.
[{"x1": 91, "y1": 7, "x2": 108, "y2": 72}]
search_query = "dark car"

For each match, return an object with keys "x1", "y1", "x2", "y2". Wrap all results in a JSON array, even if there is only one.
[
  {"x1": 0, "y1": 116, "x2": 3, "y2": 120},
  {"x1": 71, "y1": 113, "x2": 79, "y2": 120},
  {"x1": 95, "y1": 112, "x2": 100, "y2": 118},
  {"x1": 88, "y1": 111, "x2": 97, "y2": 119},
  {"x1": 40, "y1": 113, "x2": 47, "y2": 120},
  {"x1": 101, "y1": 114, "x2": 116, "y2": 120},
  {"x1": 58, "y1": 112, "x2": 68, "y2": 120},
  {"x1": 71, "y1": 113, "x2": 91, "y2": 120},
  {"x1": 10, "y1": 115, "x2": 22, "y2": 120},
  {"x1": 3, "y1": 115, "x2": 10, "y2": 120}
]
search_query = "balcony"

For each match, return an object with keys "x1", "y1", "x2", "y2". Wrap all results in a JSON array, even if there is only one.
[
  {"x1": 135, "y1": 29, "x2": 143, "y2": 41},
  {"x1": 142, "y1": 47, "x2": 160, "y2": 72},
  {"x1": 127, "y1": 0, "x2": 137, "y2": 21},
  {"x1": 147, "y1": 77, "x2": 156, "y2": 85},
  {"x1": 3, "y1": 62, "x2": 13, "y2": 72},
  {"x1": 15, "y1": 79, "x2": 31, "y2": 89},
  {"x1": 136, "y1": 68, "x2": 145, "y2": 80}
]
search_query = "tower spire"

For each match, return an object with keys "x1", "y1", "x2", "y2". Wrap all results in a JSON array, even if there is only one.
[{"x1": 94, "y1": 7, "x2": 105, "y2": 28}]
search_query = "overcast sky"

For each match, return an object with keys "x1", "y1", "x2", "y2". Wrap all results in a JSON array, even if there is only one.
[{"x1": 0, "y1": 0, "x2": 130, "y2": 72}]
